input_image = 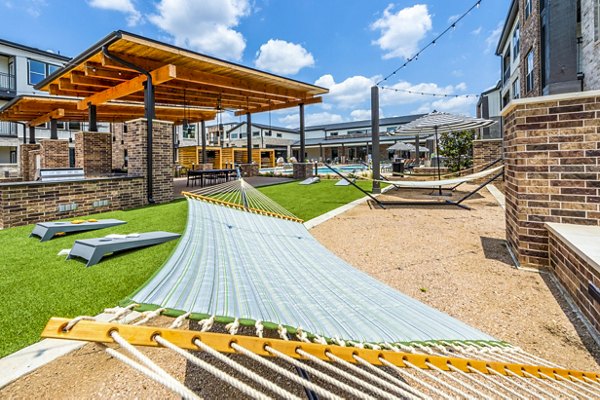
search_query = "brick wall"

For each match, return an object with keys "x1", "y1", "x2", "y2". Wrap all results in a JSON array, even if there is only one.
[
  {"x1": 503, "y1": 91, "x2": 600, "y2": 268},
  {"x1": 519, "y1": 0, "x2": 542, "y2": 98},
  {"x1": 126, "y1": 119, "x2": 174, "y2": 204},
  {"x1": 548, "y1": 228, "x2": 600, "y2": 337},
  {"x1": 0, "y1": 176, "x2": 145, "y2": 229},
  {"x1": 39, "y1": 139, "x2": 69, "y2": 169},
  {"x1": 472, "y1": 139, "x2": 503, "y2": 183},
  {"x1": 111, "y1": 123, "x2": 127, "y2": 170},
  {"x1": 74, "y1": 131, "x2": 112, "y2": 176},
  {"x1": 581, "y1": 0, "x2": 600, "y2": 91},
  {"x1": 19, "y1": 144, "x2": 41, "y2": 181},
  {"x1": 293, "y1": 163, "x2": 313, "y2": 179}
]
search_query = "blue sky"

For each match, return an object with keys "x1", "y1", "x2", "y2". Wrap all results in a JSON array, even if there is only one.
[{"x1": 1, "y1": 0, "x2": 509, "y2": 127}]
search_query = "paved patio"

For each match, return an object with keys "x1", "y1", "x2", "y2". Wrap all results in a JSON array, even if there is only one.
[{"x1": 173, "y1": 176, "x2": 295, "y2": 198}]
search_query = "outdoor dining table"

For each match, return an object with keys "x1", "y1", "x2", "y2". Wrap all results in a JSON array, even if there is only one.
[{"x1": 186, "y1": 168, "x2": 237, "y2": 187}]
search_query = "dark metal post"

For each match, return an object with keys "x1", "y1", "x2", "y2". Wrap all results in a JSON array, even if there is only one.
[
  {"x1": 435, "y1": 125, "x2": 442, "y2": 196},
  {"x1": 246, "y1": 113, "x2": 252, "y2": 163},
  {"x1": 415, "y1": 134, "x2": 420, "y2": 166},
  {"x1": 50, "y1": 118, "x2": 58, "y2": 139},
  {"x1": 29, "y1": 125, "x2": 36, "y2": 144},
  {"x1": 299, "y1": 103, "x2": 305, "y2": 162},
  {"x1": 319, "y1": 143, "x2": 323, "y2": 161},
  {"x1": 88, "y1": 105, "x2": 97, "y2": 132},
  {"x1": 172, "y1": 124, "x2": 178, "y2": 164},
  {"x1": 371, "y1": 86, "x2": 381, "y2": 194},
  {"x1": 201, "y1": 120, "x2": 207, "y2": 164}
]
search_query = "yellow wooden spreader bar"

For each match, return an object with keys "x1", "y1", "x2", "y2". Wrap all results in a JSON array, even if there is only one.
[
  {"x1": 42, "y1": 317, "x2": 600, "y2": 382},
  {"x1": 182, "y1": 192, "x2": 304, "y2": 223}
]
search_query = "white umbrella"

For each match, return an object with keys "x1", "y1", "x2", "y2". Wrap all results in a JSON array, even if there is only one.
[{"x1": 394, "y1": 111, "x2": 496, "y2": 195}]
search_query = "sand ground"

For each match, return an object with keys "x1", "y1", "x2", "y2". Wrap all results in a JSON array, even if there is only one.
[{"x1": 1, "y1": 185, "x2": 599, "y2": 399}]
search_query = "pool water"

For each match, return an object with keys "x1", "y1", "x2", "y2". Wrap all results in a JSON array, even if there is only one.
[{"x1": 260, "y1": 164, "x2": 368, "y2": 175}]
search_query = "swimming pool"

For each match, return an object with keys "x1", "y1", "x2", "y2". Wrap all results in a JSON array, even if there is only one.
[{"x1": 260, "y1": 164, "x2": 368, "y2": 176}]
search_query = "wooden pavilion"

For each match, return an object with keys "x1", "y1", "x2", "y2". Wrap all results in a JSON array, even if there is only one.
[{"x1": 2, "y1": 30, "x2": 327, "y2": 202}]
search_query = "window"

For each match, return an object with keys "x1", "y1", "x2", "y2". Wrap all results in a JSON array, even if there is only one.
[
  {"x1": 276, "y1": 133, "x2": 282, "y2": 138},
  {"x1": 503, "y1": 91, "x2": 511, "y2": 108},
  {"x1": 512, "y1": 78, "x2": 520, "y2": 99},
  {"x1": 386, "y1": 126, "x2": 397, "y2": 133},
  {"x1": 68, "y1": 122, "x2": 81, "y2": 131},
  {"x1": 230, "y1": 133, "x2": 238, "y2": 139},
  {"x1": 182, "y1": 124, "x2": 196, "y2": 139},
  {"x1": 329, "y1": 132, "x2": 338, "y2": 136},
  {"x1": 27, "y1": 59, "x2": 61, "y2": 85},
  {"x1": 265, "y1": 130, "x2": 272, "y2": 137},
  {"x1": 525, "y1": 0, "x2": 532, "y2": 19},
  {"x1": 512, "y1": 24, "x2": 520, "y2": 59},
  {"x1": 526, "y1": 50, "x2": 534, "y2": 93},
  {"x1": 253, "y1": 131, "x2": 260, "y2": 137},
  {"x1": 503, "y1": 51, "x2": 511, "y2": 83}
]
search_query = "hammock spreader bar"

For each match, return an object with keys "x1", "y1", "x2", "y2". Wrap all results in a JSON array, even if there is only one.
[{"x1": 41, "y1": 317, "x2": 600, "y2": 383}]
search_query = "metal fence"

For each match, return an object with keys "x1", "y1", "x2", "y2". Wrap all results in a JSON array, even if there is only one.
[
  {"x1": 0, "y1": 72, "x2": 15, "y2": 92},
  {"x1": 0, "y1": 121, "x2": 17, "y2": 137}
]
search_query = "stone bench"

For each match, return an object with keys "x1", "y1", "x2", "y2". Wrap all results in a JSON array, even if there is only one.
[{"x1": 546, "y1": 223, "x2": 600, "y2": 337}]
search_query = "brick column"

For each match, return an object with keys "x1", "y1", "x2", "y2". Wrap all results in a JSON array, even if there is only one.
[
  {"x1": 39, "y1": 139, "x2": 70, "y2": 169},
  {"x1": 239, "y1": 163, "x2": 259, "y2": 177},
  {"x1": 125, "y1": 119, "x2": 174, "y2": 204},
  {"x1": 111, "y1": 123, "x2": 126, "y2": 171},
  {"x1": 74, "y1": 131, "x2": 112, "y2": 176},
  {"x1": 19, "y1": 144, "x2": 41, "y2": 181},
  {"x1": 472, "y1": 138, "x2": 503, "y2": 183},
  {"x1": 293, "y1": 163, "x2": 314, "y2": 179},
  {"x1": 502, "y1": 91, "x2": 600, "y2": 268}
]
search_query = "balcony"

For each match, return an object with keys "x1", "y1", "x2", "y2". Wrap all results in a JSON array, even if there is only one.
[
  {"x1": 0, "y1": 72, "x2": 16, "y2": 98},
  {"x1": 0, "y1": 121, "x2": 18, "y2": 138}
]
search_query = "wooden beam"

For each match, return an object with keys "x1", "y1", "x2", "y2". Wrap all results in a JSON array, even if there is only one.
[
  {"x1": 29, "y1": 108, "x2": 65, "y2": 126},
  {"x1": 235, "y1": 96, "x2": 322, "y2": 116},
  {"x1": 77, "y1": 64, "x2": 177, "y2": 110},
  {"x1": 84, "y1": 64, "x2": 138, "y2": 81}
]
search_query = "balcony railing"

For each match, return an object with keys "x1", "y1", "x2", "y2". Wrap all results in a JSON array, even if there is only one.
[
  {"x1": 0, "y1": 121, "x2": 18, "y2": 137},
  {"x1": 0, "y1": 72, "x2": 16, "y2": 93}
]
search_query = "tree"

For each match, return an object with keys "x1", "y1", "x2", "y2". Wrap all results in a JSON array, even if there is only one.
[{"x1": 438, "y1": 130, "x2": 475, "y2": 172}]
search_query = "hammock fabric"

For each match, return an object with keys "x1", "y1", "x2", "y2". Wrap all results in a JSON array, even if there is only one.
[
  {"x1": 126, "y1": 179, "x2": 496, "y2": 345},
  {"x1": 386, "y1": 165, "x2": 504, "y2": 188}
]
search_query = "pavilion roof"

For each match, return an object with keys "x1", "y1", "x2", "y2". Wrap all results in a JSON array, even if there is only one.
[
  {"x1": 0, "y1": 95, "x2": 216, "y2": 125},
  {"x1": 36, "y1": 31, "x2": 327, "y2": 116}
]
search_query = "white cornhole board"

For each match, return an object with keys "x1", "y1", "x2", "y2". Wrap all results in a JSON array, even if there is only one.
[
  {"x1": 299, "y1": 177, "x2": 320, "y2": 185},
  {"x1": 335, "y1": 178, "x2": 355, "y2": 186}
]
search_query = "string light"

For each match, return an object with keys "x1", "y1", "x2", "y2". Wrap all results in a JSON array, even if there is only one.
[
  {"x1": 376, "y1": 0, "x2": 483, "y2": 85},
  {"x1": 379, "y1": 86, "x2": 479, "y2": 98}
]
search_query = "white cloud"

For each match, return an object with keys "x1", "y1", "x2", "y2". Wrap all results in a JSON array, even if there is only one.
[
  {"x1": 149, "y1": 0, "x2": 250, "y2": 61},
  {"x1": 350, "y1": 109, "x2": 372, "y2": 121},
  {"x1": 315, "y1": 74, "x2": 377, "y2": 109},
  {"x1": 451, "y1": 69, "x2": 464, "y2": 77},
  {"x1": 447, "y1": 14, "x2": 460, "y2": 23},
  {"x1": 454, "y1": 82, "x2": 467, "y2": 91},
  {"x1": 254, "y1": 39, "x2": 314, "y2": 75},
  {"x1": 485, "y1": 21, "x2": 503, "y2": 54},
  {"x1": 415, "y1": 96, "x2": 478, "y2": 116},
  {"x1": 88, "y1": 0, "x2": 141, "y2": 26},
  {"x1": 379, "y1": 81, "x2": 461, "y2": 106},
  {"x1": 471, "y1": 26, "x2": 482, "y2": 36},
  {"x1": 371, "y1": 4, "x2": 432, "y2": 59},
  {"x1": 279, "y1": 112, "x2": 343, "y2": 128}
]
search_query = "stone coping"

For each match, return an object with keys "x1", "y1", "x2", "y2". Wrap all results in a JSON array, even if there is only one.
[
  {"x1": 500, "y1": 89, "x2": 600, "y2": 116},
  {"x1": 546, "y1": 222, "x2": 600, "y2": 273},
  {"x1": 0, "y1": 174, "x2": 143, "y2": 187},
  {"x1": 472, "y1": 138, "x2": 502, "y2": 142}
]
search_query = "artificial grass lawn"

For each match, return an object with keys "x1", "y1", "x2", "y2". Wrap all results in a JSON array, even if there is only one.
[
  {"x1": 259, "y1": 178, "x2": 382, "y2": 221},
  {"x1": 0, "y1": 179, "x2": 377, "y2": 358}
]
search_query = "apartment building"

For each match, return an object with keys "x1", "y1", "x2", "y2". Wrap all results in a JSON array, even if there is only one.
[
  {"x1": 476, "y1": 81, "x2": 502, "y2": 139},
  {"x1": 495, "y1": 0, "x2": 599, "y2": 109}
]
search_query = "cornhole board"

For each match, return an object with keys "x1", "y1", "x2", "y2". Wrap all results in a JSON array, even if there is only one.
[
  {"x1": 299, "y1": 177, "x2": 320, "y2": 185},
  {"x1": 67, "y1": 231, "x2": 181, "y2": 267},
  {"x1": 30, "y1": 219, "x2": 126, "y2": 242},
  {"x1": 335, "y1": 178, "x2": 355, "y2": 186}
]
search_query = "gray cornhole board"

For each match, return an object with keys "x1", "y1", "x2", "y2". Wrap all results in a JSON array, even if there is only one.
[
  {"x1": 335, "y1": 178, "x2": 355, "y2": 186},
  {"x1": 299, "y1": 177, "x2": 320, "y2": 185},
  {"x1": 30, "y1": 219, "x2": 126, "y2": 242},
  {"x1": 67, "y1": 231, "x2": 181, "y2": 267}
]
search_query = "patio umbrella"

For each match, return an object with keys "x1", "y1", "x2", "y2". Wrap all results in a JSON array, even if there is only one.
[
  {"x1": 394, "y1": 111, "x2": 496, "y2": 195},
  {"x1": 387, "y1": 141, "x2": 413, "y2": 152}
]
